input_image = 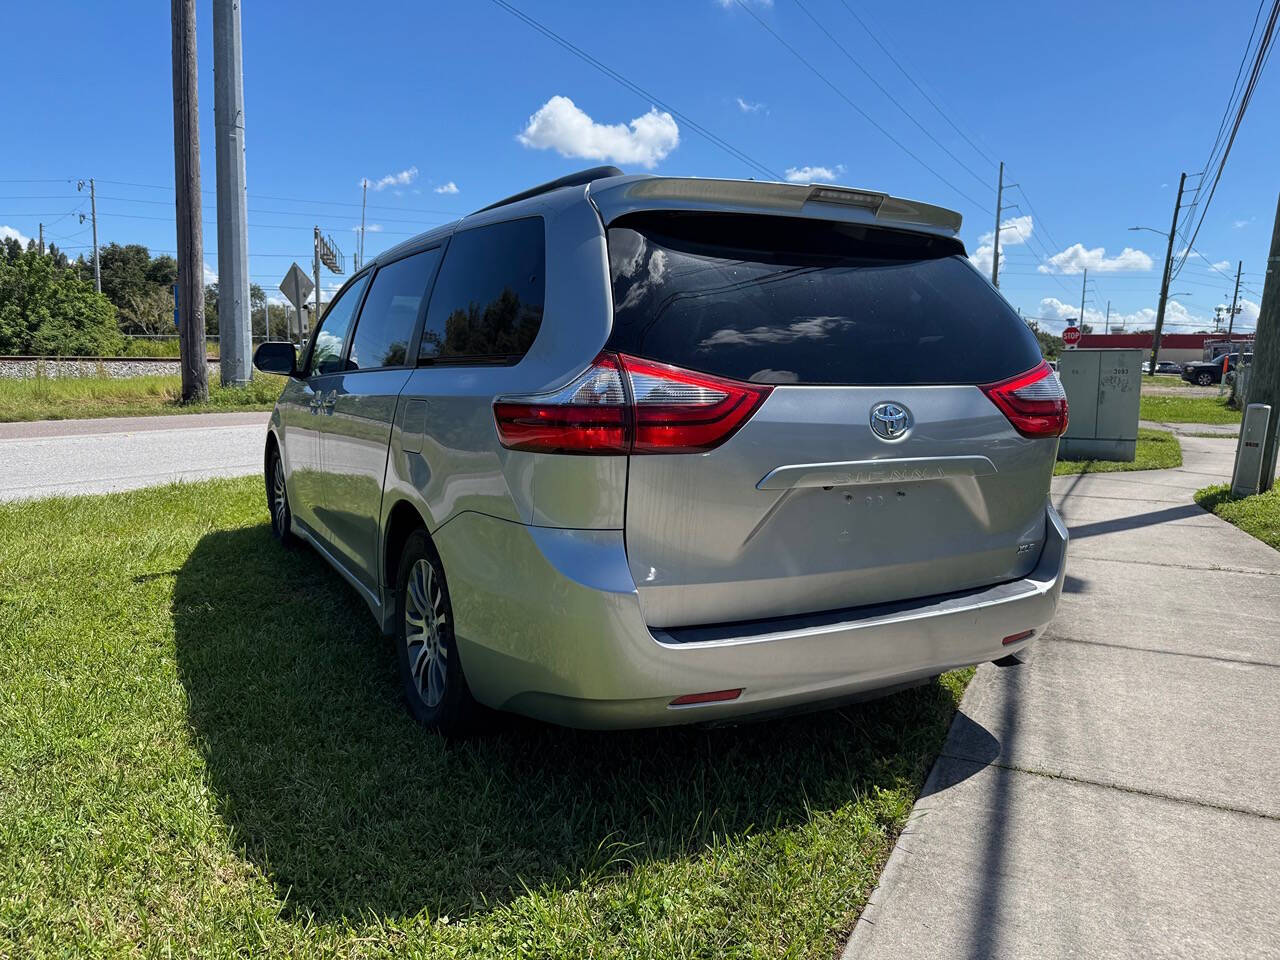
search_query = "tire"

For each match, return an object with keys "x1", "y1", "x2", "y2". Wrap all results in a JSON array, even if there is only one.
[
  {"x1": 394, "y1": 528, "x2": 478, "y2": 735},
  {"x1": 1196, "y1": 372, "x2": 1213, "y2": 386},
  {"x1": 267, "y1": 446, "x2": 296, "y2": 547}
]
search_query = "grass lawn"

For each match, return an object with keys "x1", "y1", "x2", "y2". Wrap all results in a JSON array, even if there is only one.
[
  {"x1": 1139, "y1": 392, "x2": 1241, "y2": 424},
  {"x1": 1195, "y1": 483, "x2": 1280, "y2": 551},
  {"x1": 0, "y1": 373, "x2": 282, "y2": 422},
  {"x1": 1054, "y1": 427, "x2": 1182, "y2": 476},
  {"x1": 0, "y1": 478, "x2": 971, "y2": 959}
]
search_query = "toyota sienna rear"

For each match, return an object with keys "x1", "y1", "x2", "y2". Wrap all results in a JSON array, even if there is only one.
[{"x1": 256, "y1": 167, "x2": 1069, "y2": 732}]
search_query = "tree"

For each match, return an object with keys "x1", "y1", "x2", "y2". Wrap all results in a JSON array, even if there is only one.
[
  {"x1": 84, "y1": 243, "x2": 180, "y2": 335},
  {"x1": 3, "y1": 237, "x2": 22, "y2": 262},
  {"x1": 1026, "y1": 319, "x2": 1064, "y2": 360},
  {"x1": 206, "y1": 281, "x2": 265, "y2": 335},
  {"x1": 0, "y1": 249, "x2": 122, "y2": 355}
]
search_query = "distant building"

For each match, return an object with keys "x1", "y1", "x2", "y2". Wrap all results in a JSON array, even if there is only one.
[{"x1": 1076, "y1": 332, "x2": 1253, "y2": 365}]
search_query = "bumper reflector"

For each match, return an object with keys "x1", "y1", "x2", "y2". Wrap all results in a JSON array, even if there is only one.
[
  {"x1": 1002, "y1": 630, "x2": 1035, "y2": 646},
  {"x1": 669, "y1": 689, "x2": 743, "y2": 707}
]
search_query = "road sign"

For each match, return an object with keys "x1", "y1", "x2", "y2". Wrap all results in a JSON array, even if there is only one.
[
  {"x1": 1063, "y1": 326, "x2": 1082, "y2": 348},
  {"x1": 316, "y1": 233, "x2": 344, "y2": 275},
  {"x1": 279, "y1": 262, "x2": 314, "y2": 313}
]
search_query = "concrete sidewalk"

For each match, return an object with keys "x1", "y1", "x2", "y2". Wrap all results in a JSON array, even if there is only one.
[
  {"x1": 845, "y1": 434, "x2": 1280, "y2": 959},
  {"x1": 0, "y1": 411, "x2": 269, "y2": 502}
]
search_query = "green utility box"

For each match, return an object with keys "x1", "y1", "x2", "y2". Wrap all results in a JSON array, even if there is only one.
[{"x1": 1057, "y1": 348, "x2": 1143, "y2": 461}]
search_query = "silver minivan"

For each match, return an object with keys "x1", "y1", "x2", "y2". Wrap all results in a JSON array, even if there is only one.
[{"x1": 254, "y1": 166, "x2": 1069, "y2": 734}]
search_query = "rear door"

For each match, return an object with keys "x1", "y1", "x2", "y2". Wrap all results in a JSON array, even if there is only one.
[
  {"x1": 606, "y1": 212, "x2": 1059, "y2": 628},
  {"x1": 320, "y1": 247, "x2": 442, "y2": 592}
]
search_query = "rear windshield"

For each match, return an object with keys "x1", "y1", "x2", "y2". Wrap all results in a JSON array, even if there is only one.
[{"x1": 605, "y1": 212, "x2": 1041, "y2": 385}]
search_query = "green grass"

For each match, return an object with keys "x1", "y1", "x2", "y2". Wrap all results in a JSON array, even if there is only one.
[
  {"x1": 1195, "y1": 483, "x2": 1280, "y2": 551},
  {"x1": 1139, "y1": 392, "x2": 1241, "y2": 424},
  {"x1": 1054, "y1": 427, "x2": 1182, "y2": 475},
  {"x1": 0, "y1": 372, "x2": 282, "y2": 421},
  {"x1": 0, "y1": 478, "x2": 972, "y2": 959},
  {"x1": 1182, "y1": 430, "x2": 1240, "y2": 439}
]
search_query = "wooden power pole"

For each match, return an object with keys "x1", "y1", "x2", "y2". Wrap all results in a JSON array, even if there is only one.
[
  {"x1": 1250, "y1": 193, "x2": 1280, "y2": 492},
  {"x1": 170, "y1": 0, "x2": 208, "y2": 404},
  {"x1": 1149, "y1": 172, "x2": 1187, "y2": 376}
]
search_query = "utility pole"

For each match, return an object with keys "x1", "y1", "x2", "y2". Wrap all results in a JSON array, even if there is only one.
[
  {"x1": 1105, "y1": 300, "x2": 1111, "y2": 333},
  {"x1": 1250, "y1": 194, "x2": 1280, "y2": 492},
  {"x1": 1080, "y1": 268, "x2": 1088, "y2": 329},
  {"x1": 1227, "y1": 260, "x2": 1243, "y2": 343},
  {"x1": 171, "y1": 0, "x2": 208, "y2": 404},
  {"x1": 1149, "y1": 171, "x2": 1187, "y2": 376},
  {"x1": 991, "y1": 161, "x2": 1004, "y2": 287},
  {"x1": 77, "y1": 178, "x2": 100, "y2": 292},
  {"x1": 213, "y1": 0, "x2": 252, "y2": 386},
  {"x1": 358, "y1": 179, "x2": 368, "y2": 269},
  {"x1": 313, "y1": 225, "x2": 322, "y2": 334},
  {"x1": 37, "y1": 223, "x2": 44, "y2": 256}
]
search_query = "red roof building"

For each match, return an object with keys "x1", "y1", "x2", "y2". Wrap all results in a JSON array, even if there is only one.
[{"x1": 1075, "y1": 332, "x2": 1253, "y2": 364}]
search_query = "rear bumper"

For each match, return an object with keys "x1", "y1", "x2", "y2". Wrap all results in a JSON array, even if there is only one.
[{"x1": 434, "y1": 504, "x2": 1068, "y2": 729}]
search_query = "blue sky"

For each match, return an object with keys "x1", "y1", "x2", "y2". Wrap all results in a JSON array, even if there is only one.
[{"x1": 1, "y1": 0, "x2": 1275, "y2": 331}]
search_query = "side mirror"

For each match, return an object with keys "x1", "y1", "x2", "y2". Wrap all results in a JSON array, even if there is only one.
[{"x1": 253, "y1": 341, "x2": 298, "y2": 378}]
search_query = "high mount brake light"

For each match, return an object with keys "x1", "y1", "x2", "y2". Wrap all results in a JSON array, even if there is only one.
[
  {"x1": 493, "y1": 352, "x2": 772, "y2": 455},
  {"x1": 981, "y1": 361, "x2": 1069, "y2": 439}
]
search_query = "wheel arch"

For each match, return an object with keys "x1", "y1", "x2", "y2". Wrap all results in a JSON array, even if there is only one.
[{"x1": 382, "y1": 498, "x2": 430, "y2": 595}]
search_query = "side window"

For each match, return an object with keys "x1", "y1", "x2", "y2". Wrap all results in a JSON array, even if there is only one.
[
  {"x1": 306, "y1": 272, "x2": 370, "y2": 376},
  {"x1": 418, "y1": 217, "x2": 545, "y2": 363},
  {"x1": 347, "y1": 248, "x2": 442, "y2": 371}
]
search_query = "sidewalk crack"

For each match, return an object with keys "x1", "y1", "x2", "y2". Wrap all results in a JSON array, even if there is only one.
[{"x1": 939, "y1": 753, "x2": 1280, "y2": 822}]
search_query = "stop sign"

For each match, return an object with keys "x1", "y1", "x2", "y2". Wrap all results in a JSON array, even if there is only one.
[{"x1": 1063, "y1": 326, "x2": 1082, "y2": 348}]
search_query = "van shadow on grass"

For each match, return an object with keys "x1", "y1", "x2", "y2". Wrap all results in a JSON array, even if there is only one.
[{"x1": 173, "y1": 524, "x2": 985, "y2": 922}]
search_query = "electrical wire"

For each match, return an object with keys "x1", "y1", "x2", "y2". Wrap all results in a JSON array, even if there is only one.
[
  {"x1": 487, "y1": 0, "x2": 781, "y2": 181},
  {"x1": 732, "y1": 0, "x2": 991, "y2": 213}
]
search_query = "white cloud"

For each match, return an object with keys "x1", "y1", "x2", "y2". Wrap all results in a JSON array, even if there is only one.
[
  {"x1": 203, "y1": 262, "x2": 218, "y2": 285},
  {"x1": 1, "y1": 225, "x2": 32, "y2": 247},
  {"x1": 1036, "y1": 296, "x2": 1207, "y2": 332},
  {"x1": 1232, "y1": 218, "x2": 1253, "y2": 229},
  {"x1": 434, "y1": 181, "x2": 459, "y2": 195},
  {"x1": 717, "y1": 0, "x2": 772, "y2": 6},
  {"x1": 1037, "y1": 243, "x2": 1153, "y2": 275},
  {"x1": 352, "y1": 223, "x2": 383, "y2": 234},
  {"x1": 1237, "y1": 299, "x2": 1261, "y2": 327},
  {"x1": 784, "y1": 164, "x2": 843, "y2": 183},
  {"x1": 365, "y1": 166, "x2": 419, "y2": 192},
  {"x1": 969, "y1": 214, "x2": 1034, "y2": 277},
  {"x1": 518, "y1": 96, "x2": 679, "y2": 168},
  {"x1": 736, "y1": 97, "x2": 766, "y2": 113},
  {"x1": 1211, "y1": 259, "x2": 1231, "y2": 271}
]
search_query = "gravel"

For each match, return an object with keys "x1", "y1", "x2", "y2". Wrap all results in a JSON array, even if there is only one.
[{"x1": 0, "y1": 358, "x2": 221, "y2": 379}]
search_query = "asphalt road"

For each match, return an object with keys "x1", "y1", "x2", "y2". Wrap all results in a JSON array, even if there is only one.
[{"x1": 0, "y1": 412, "x2": 269, "y2": 502}]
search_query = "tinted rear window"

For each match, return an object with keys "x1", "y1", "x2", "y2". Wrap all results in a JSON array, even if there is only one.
[{"x1": 606, "y1": 213, "x2": 1041, "y2": 385}]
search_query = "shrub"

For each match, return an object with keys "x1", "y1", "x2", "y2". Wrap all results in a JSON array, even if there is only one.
[{"x1": 0, "y1": 249, "x2": 123, "y2": 355}]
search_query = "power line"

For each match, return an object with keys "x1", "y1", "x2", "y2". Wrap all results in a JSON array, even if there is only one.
[
  {"x1": 790, "y1": 0, "x2": 991, "y2": 190},
  {"x1": 487, "y1": 0, "x2": 781, "y2": 181},
  {"x1": 832, "y1": 0, "x2": 998, "y2": 170},
  {"x1": 732, "y1": 0, "x2": 991, "y2": 213},
  {"x1": 1172, "y1": 0, "x2": 1279, "y2": 279}
]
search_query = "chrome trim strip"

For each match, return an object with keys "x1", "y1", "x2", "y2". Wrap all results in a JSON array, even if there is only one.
[{"x1": 756, "y1": 455, "x2": 998, "y2": 490}]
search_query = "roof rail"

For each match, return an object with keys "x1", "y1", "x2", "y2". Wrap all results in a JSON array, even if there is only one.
[{"x1": 474, "y1": 165, "x2": 625, "y2": 214}]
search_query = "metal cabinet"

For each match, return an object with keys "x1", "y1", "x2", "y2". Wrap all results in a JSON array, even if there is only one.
[{"x1": 1058, "y1": 348, "x2": 1143, "y2": 461}]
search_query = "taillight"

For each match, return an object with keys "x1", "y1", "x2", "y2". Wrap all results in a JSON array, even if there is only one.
[
  {"x1": 981, "y1": 362, "x2": 1069, "y2": 438},
  {"x1": 493, "y1": 352, "x2": 772, "y2": 455}
]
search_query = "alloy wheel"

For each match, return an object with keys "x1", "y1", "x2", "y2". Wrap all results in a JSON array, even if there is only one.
[
  {"x1": 404, "y1": 557, "x2": 449, "y2": 708},
  {"x1": 271, "y1": 452, "x2": 288, "y2": 533}
]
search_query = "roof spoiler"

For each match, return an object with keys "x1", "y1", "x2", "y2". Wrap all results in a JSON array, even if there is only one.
[
  {"x1": 588, "y1": 176, "x2": 963, "y2": 237},
  {"x1": 475, "y1": 165, "x2": 625, "y2": 214}
]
